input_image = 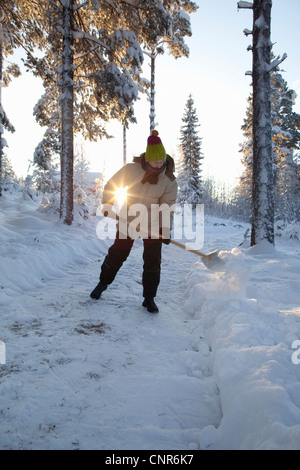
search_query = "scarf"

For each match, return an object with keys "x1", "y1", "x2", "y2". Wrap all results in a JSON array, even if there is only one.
[
  {"x1": 132, "y1": 153, "x2": 176, "y2": 184},
  {"x1": 140, "y1": 153, "x2": 166, "y2": 184}
]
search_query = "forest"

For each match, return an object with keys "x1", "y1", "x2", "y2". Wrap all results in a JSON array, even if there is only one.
[
  {"x1": 0, "y1": 0, "x2": 300, "y2": 240},
  {"x1": 1, "y1": 1, "x2": 300, "y2": 452}
]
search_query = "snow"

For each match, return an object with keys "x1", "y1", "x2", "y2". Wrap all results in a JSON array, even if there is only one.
[
  {"x1": 237, "y1": 1, "x2": 253, "y2": 9},
  {"x1": 1, "y1": 193, "x2": 300, "y2": 450},
  {"x1": 268, "y1": 53, "x2": 288, "y2": 73},
  {"x1": 255, "y1": 14, "x2": 268, "y2": 30}
]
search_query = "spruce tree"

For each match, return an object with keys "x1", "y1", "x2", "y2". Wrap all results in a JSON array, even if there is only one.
[
  {"x1": 177, "y1": 94, "x2": 203, "y2": 206},
  {"x1": 0, "y1": 2, "x2": 18, "y2": 197},
  {"x1": 32, "y1": 128, "x2": 60, "y2": 194},
  {"x1": 1, "y1": 151, "x2": 17, "y2": 192},
  {"x1": 74, "y1": 143, "x2": 90, "y2": 189},
  {"x1": 0, "y1": 0, "x2": 50, "y2": 197}
]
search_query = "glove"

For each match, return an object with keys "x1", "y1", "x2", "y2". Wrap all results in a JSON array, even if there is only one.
[
  {"x1": 159, "y1": 227, "x2": 171, "y2": 245},
  {"x1": 101, "y1": 203, "x2": 113, "y2": 218}
]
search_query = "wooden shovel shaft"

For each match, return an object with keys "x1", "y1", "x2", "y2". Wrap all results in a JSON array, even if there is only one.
[
  {"x1": 113, "y1": 213, "x2": 212, "y2": 260},
  {"x1": 170, "y1": 239, "x2": 212, "y2": 260}
]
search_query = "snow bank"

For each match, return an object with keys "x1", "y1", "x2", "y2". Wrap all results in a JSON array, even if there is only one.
[
  {"x1": 0, "y1": 194, "x2": 108, "y2": 306},
  {"x1": 1, "y1": 195, "x2": 300, "y2": 449},
  {"x1": 184, "y1": 236, "x2": 300, "y2": 449}
]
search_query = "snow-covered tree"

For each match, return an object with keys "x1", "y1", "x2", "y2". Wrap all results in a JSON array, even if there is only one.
[
  {"x1": 276, "y1": 149, "x2": 299, "y2": 222},
  {"x1": 0, "y1": 3, "x2": 17, "y2": 197},
  {"x1": 0, "y1": 0, "x2": 48, "y2": 197},
  {"x1": 21, "y1": 0, "x2": 141, "y2": 223},
  {"x1": 237, "y1": 0, "x2": 300, "y2": 243},
  {"x1": 32, "y1": 128, "x2": 60, "y2": 194},
  {"x1": 0, "y1": 101, "x2": 15, "y2": 196},
  {"x1": 142, "y1": 1, "x2": 198, "y2": 131},
  {"x1": 21, "y1": 0, "x2": 199, "y2": 224},
  {"x1": 272, "y1": 72, "x2": 300, "y2": 221},
  {"x1": 0, "y1": 151, "x2": 18, "y2": 192},
  {"x1": 250, "y1": 0, "x2": 274, "y2": 246},
  {"x1": 74, "y1": 142, "x2": 90, "y2": 189},
  {"x1": 238, "y1": 94, "x2": 253, "y2": 211},
  {"x1": 238, "y1": 69, "x2": 300, "y2": 223},
  {"x1": 177, "y1": 94, "x2": 203, "y2": 206}
]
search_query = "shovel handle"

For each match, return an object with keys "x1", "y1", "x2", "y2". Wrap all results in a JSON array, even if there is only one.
[
  {"x1": 113, "y1": 214, "x2": 212, "y2": 260},
  {"x1": 170, "y1": 239, "x2": 212, "y2": 260}
]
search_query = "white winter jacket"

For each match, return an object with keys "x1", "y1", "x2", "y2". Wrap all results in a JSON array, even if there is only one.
[{"x1": 102, "y1": 154, "x2": 177, "y2": 239}]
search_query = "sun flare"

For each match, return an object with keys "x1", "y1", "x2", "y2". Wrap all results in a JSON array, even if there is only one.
[{"x1": 114, "y1": 186, "x2": 128, "y2": 211}]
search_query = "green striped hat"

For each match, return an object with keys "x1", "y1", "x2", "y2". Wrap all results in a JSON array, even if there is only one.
[{"x1": 145, "y1": 130, "x2": 166, "y2": 162}]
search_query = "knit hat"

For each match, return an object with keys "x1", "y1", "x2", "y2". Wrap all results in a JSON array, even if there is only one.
[{"x1": 145, "y1": 130, "x2": 166, "y2": 162}]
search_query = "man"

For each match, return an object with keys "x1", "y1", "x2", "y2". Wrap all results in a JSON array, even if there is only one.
[{"x1": 90, "y1": 130, "x2": 177, "y2": 313}]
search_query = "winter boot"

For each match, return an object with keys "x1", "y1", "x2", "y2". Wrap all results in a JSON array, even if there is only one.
[
  {"x1": 142, "y1": 297, "x2": 159, "y2": 313},
  {"x1": 90, "y1": 282, "x2": 107, "y2": 300}
]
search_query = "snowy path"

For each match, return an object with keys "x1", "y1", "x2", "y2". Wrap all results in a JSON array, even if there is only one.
[
  {"x1": 2, "y1": 198, "x2": 300, "y2": 450},
  {"x1": 0, "y1": 239, "x2": 221, "y2": 450}
]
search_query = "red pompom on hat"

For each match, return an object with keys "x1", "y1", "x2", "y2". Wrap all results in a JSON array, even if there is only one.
[{"x1": 145, "y1": 130, "x2": 166, "y2": 162}]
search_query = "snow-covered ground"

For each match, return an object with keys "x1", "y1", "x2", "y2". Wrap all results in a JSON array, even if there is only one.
[{"x1": 1, "y1": 193, "x2": 300, "y2": 450}]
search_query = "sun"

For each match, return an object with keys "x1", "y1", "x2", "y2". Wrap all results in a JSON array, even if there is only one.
[{"x1": 114, "y1": 186, "x2": 128, "y2": 212}]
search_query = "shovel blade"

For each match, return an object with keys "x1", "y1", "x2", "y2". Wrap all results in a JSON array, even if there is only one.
[{"x1": 201, "y1": 250, "x2": 225, "y2": 271}]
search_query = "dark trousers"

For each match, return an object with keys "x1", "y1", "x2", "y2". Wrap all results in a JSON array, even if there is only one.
[{"x1": 99, "y1": 233, "x2": 162, "y2": 298}]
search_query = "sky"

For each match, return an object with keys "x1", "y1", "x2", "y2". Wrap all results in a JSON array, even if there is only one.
[{"x1": 2, "y1": 0, "x2": 300, "y2": 187}]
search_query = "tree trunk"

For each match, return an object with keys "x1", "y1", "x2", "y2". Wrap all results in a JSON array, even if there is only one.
[
  {"x1": 60, "y1": 0, "x2": 74, "y2": 225},
  {"x1": 0, "y1": 41, "x2": 3, "y2": 198},
  {"x1": 251, "y1": 0, "x2": 274, "y2": 246},
  {"x1": 149, "y1": 52, "x2": 156, "y2": 132},
  {"x1": 123, "y1": 124, "x2": 127, "y2": 166}
]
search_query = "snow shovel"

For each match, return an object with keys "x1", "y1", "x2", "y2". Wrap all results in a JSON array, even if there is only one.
[
  {"x1": 112, "y1": 213, "x2": 223, "y2": 270},
  {"x1": 169, "y1": 239, "x2": 224, "y2": 270}
]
